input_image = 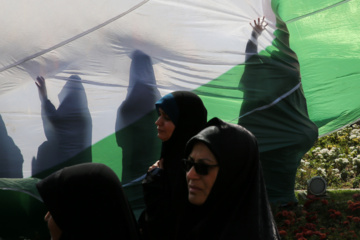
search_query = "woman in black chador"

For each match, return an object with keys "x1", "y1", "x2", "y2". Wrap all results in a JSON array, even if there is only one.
[
  {"x1": 178, "y1": 117, "x2": 280, "y2": 239},
  {"x1": 140, "y1": 91, "x2": 208, "y2": 239},
  {"x1": 36, "y1": 163, "x2": 140, "y2": 240}
]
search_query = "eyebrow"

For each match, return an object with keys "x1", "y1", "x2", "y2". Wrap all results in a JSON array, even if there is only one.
[{"x1": 159, "y1": 109, "x2": 169, "y2": 117}]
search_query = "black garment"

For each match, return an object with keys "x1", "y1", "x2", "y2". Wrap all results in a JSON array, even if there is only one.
[
  {"x1": 36, "y1": 163, "x2": 139, "y2": 240},
  {"x1": 140, "y1": 91, "x2": 207, "y2": 240},
  {"x1": 177, "y1": 118, "x2": 280, "y2": 240}
]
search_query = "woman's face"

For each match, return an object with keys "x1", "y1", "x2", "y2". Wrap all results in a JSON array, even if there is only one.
[
  {"x1": 44, "y1": 211, "x2": 62, "y2": 240},
  {"x1": 155, "y1": 108, "x2": 176, "y2": 141},
  {"x1": 186, "y1": 142, "x2": 219, "y2": 205}
]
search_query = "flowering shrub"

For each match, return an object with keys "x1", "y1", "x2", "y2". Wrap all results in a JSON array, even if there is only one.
[
  {"x1": 296, "y1": 123, "x2": 360, "y2": 190},
  {"x1": 275, "y1": 123, "x2": 360, "y2": 239},
  {"x1": 275, "y1": 193, "x2": 360, "y2": 239}
]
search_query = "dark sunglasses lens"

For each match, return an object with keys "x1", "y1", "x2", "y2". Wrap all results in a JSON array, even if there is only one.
[
  {"x1": 183, "y1": 159, "x2": 193, "y2": 172},
  {"x1": 194, "y1": 163, "x2": 208, "y2": 175},
  {"x1": 183, "y1": 159, "x2": 214, "y2": 175}
]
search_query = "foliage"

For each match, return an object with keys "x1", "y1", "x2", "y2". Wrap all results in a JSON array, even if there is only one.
[
  {"x1": 274, "y1": 122, "x2": 360, "y2": 239},
  {"x1": 296, "y1": 123, "x2": 360, "y2": 190}
]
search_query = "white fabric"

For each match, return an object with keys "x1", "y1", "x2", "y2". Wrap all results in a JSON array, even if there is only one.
[{"x1": 0, "y1": 0, "x2": 276, "y2": 177}]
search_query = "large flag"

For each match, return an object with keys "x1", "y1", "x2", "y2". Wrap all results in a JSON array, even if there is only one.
[{"x1": 0, "y1": 0, "x2": 359, "y2": 238}]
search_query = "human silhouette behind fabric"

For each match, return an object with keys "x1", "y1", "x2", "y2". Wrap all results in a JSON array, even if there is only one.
[
  {"x1": 238, "y1": 17, "x2": 318, "y2": 205},
  {"x1": 32, "y1": 75, "x2": 92, "y2": 176},
  {"x1": 0, "y1": 115, "x2": 24, "y2": 178},
  {"x1": 115, "y1": 50, "x2": 161, "y2": 217}
]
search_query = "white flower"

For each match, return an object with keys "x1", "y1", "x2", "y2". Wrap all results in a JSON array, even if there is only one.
[
  {"x1": 320, "y1": 148, "x2": 329, "y2": 154},
  {"x1": 350, "y1": 135, "x2": 357, "y2": 139},
  {"x1": 317, "y1": 167, "x2": 326, "y2": 176},
  {"x1": 300, "y1": 169, "x2": 306, "y2": 173},
  {"x1": 312, "y1": 147, "x2": 321, "y2": 153},
  {"x1": 351, "y1": 129, "x2": 360, "y2": 135},
  {"x1": 332, "y1": 168, "x2": 340, "y2": 173}
]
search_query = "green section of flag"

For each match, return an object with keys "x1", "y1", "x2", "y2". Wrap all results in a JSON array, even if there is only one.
[
  {"x1": 285, "y1": 0, "x2": 360, "y2": 135},
  {"x1": 194, "y1": 65, "x2": 244, "y2": 123},
  {"x1": 272, "y1": 0, "x2": 348, "y2": 22},
  {"x1": 92, "y1": 134, "x2": 123, "y2": 180}
]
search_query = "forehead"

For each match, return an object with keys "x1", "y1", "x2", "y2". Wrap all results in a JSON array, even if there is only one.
[{"x1": 190, "y1": 142, "x2": 217, "y2": 164}]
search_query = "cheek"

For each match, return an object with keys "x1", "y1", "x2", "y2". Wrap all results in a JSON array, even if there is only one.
[
  {"x1": 204, "y1": 171, "x2": 218, "y2": 197},
  {"x1": 188, "y1": 176, "x2": 218, "y2": 206},
  {"x1": 164, "y1": 122, "x2": 175, "y2": 136}
]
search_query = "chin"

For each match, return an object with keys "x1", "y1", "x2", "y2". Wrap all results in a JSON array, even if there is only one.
[
  {"x1": 158, "y1": 135, "x2": 170, "y2": 142},
  {"x1": 189, "y1": 197, "x2": 204, "y2": 206}
]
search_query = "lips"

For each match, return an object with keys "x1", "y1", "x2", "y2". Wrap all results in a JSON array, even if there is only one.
[{"x1": 188, "y1": 184, "x2": 202, "y2": 193}]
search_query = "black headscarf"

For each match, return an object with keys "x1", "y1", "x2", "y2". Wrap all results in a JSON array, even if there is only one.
[
  {"x1": 157, "y1": 91, "x2": 207, "y2": 207},
  {"x1": 180, "y1": 117, "x2": 280, "y2": 240},
  {"x1": 156, "y1": 91, "x2": 208, "y2": 172},
  {"x1": 36, "y1": 163, "x2": 139, "y2": 240}
]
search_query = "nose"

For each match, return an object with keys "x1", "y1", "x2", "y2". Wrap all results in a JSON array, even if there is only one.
[
  {"x1": 186, "y1": 166, "x2": 200, "y2": 180},
  {"x1": 155, "y1": 116, "x2": 162, "y2": 126},
  {"x1": 44, "y1": 211, "x2": 51, "y2": 222}
]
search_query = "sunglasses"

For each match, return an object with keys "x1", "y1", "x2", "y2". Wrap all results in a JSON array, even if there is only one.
[{"x1": 182, "y1": 158, "x2": 219, "y2": 175}]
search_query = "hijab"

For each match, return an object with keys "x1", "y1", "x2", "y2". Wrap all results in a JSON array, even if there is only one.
[
  {"x1": 181, "y1": 117, "x2": 280, "y2": 240},
  {"x1": 155, "y1": 91, "x2": 207, "y2": 172},
  {"x1": 36, "y1": 163, "x2": 139, "y2": 240}
]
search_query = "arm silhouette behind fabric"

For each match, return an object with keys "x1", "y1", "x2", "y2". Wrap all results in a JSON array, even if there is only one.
[{"x1": 245, "y1": 16, "x2": 268, "y2": 61}]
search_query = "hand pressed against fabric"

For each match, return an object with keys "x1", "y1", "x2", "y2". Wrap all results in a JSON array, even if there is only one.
[
  {"x1": 155, "y1": 108, "x2": 175, "y2": 141},
  {"x1": 185, "y1": 142, "x2": 219, "y2": 205},
  {"x1": 44, "y1": 211, "x2": 62, "y2": 240}
]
